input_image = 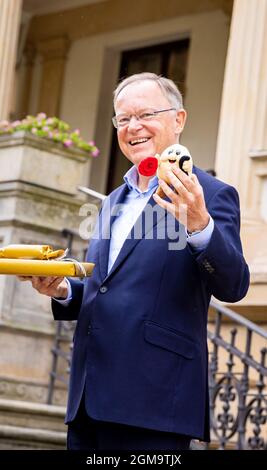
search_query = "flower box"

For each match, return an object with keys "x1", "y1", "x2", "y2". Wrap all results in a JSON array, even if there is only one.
[{"x1": 0, "y1": 131, "x2": 90, "y2": 195}]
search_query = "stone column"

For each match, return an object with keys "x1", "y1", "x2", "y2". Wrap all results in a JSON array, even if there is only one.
[
  {"x1": 36, "y1": 37, "x2": 70, "y2": 116},
  {"x1": 215, "y1": 0, "x2": 267, "y2": 214},
  {"x1": 215, "y1": 0, "x2": 267, "y2": 308},
  {"x1": 0, "y1": 0, "x2": 22, "y2": 120},
  {"x1": 16, "y1": 43, "x2": 36, "y2": 119}
]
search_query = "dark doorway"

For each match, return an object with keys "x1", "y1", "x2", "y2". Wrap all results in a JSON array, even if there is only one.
[{"x1": 106, "y1": 38, "x2": 190, "y2": 193}]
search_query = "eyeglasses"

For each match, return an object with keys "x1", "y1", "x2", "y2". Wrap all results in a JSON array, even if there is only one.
[{"x1": 112, "y1": 108, "x2": 177, "y2": 129}]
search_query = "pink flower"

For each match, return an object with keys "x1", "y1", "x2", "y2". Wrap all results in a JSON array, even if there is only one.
[
  {"x1": 73, "y1": 129, "x2": 80, "y2": 135},
  {"x1": 31, "y1": 128, "x2": 38, "y2": 134},
  {"x1": 37, "y1": 112, "x2": 47, "y2": 120},
  {"x1": 11, "y1": 120, "x2": 21, "y2": 128},
  {"x1": 88, "y1": 140, "x2": 95, "y2": 146},
  {"x1": 42, "y1": 126, "x2": 50, "y2": 132},
  {"x1": 91, "y1": 148, "x2": 100, "y2": 157},
  {"x1": 63, "y1": 139, "x2": 73, "y2": 147}
]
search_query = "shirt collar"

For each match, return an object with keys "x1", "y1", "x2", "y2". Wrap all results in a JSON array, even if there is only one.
[{"x1": 123, "y1": 165, "x2": 158, "y2": 195}]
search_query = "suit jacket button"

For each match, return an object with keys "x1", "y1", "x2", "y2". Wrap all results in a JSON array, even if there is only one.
[{"x1": 99, "y1": 286, "x2": 108, "y2": 293}]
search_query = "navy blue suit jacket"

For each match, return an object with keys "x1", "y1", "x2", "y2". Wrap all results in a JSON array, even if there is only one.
[{"x1": 52, "y1": 167, "x2": 249, "y2": 441}]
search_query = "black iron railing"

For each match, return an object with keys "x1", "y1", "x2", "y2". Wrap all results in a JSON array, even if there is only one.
[
  {"x1": 47, "y1": 319, "x2": 75, "y2": 405},
  {"x1": 208, "y1": 300, "x2": 267, "y2": 450}
]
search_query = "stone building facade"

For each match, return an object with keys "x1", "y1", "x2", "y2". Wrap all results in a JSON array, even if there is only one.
[{"x1": 0, "y1": 0, "x2": 266, "y2": 410}]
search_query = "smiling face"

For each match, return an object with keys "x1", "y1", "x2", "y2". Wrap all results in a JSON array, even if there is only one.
[
  {"x1": 157, "y1": 143, "x2": 193, "y2": 182},
  {"x1": 114, "y1": 80, "x2": 186, "y2": 167}
]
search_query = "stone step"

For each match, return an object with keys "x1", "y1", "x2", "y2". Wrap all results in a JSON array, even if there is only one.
[
  {"x1": 0, "y1": 398, "x2": 67, "y2": 449},
  {"x1": 0, "y1": 424, "x2": 66, "y2": 450}
]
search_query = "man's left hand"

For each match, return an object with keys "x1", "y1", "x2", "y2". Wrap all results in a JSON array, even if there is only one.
[{"x1": 153, "y1": 166, "x2": 210, "y2": 233}]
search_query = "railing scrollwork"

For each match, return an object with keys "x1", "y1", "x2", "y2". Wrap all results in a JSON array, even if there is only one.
[{"x1": 208, "y1": 301, "x2": 267, "y2": 450}]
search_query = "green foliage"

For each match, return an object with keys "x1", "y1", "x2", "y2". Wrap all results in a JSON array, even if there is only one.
[{"x1": 0, "y1": 113, "x2": 99, "y2": 157}]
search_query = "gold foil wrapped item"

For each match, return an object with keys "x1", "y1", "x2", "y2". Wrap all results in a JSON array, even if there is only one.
[
  {"x1": 0, "y1": 259, "x2": 94, "y2": 277},
  {"x1": 0, "y1": 244, "x2": 94, "y2": 278},
  {"x1": 0, "y1": 244, "x2": 65, "y2": 260}
]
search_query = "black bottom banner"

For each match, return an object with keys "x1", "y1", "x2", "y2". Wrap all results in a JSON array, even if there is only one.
[{"x1": 0, "y1": 450, "x2": 265, "y2": 467}]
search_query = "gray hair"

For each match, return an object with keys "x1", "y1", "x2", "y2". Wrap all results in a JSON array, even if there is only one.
[{"x1": 113, "y1": 72, "x2": 184, "y2": 109}]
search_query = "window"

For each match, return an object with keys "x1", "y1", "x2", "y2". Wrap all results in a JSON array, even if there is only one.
[{"x1": 107, "y1": 39, "x2": 190, "y2": 193}]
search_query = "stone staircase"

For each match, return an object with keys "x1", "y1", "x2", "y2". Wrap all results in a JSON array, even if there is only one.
[{"x1": 0, "y1": 398, "x2": 67, "y2": 449}]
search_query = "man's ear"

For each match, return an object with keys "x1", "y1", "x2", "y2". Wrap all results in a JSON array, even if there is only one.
[{"x1": 175, "y1": 109, "x2": 187, "y2": 135}]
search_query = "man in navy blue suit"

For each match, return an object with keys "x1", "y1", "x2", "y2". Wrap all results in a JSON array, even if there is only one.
[{"x1": 26, "y1": 73, "x2": 249, "y2": 450}]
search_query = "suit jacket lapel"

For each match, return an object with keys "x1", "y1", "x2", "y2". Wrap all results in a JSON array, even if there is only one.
[
  {"x1": 98, "y1": 184, "x2": 129, "y2": 280},
  {"x1": 105, "y1": 190, "x2": 167, "y2": 280}
]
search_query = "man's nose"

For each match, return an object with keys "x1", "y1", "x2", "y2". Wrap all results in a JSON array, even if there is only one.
[{"x1": 127, "y1": 116, "x2": 143, "y2": 130}]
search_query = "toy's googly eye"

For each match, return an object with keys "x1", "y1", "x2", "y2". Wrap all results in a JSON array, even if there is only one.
[
  {"x1": 176, "y1": 151, "x2": 181, "y2": 155},
  {"x1": 168, "y1": 150, "x2": 172, "y2": 155}
]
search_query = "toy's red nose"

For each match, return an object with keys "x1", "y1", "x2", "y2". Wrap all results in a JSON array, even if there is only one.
[{"x1": 138, "y1": 157, "x2": 158, "y2": 176}]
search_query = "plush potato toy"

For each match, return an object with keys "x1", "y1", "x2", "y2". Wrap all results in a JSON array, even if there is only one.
[
  {"x1": 138, "y1": 143, "x2": 193, "y2": 198},
  {"x1": 156, "y1": 143, "x2": 193, "y2": 197}
]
